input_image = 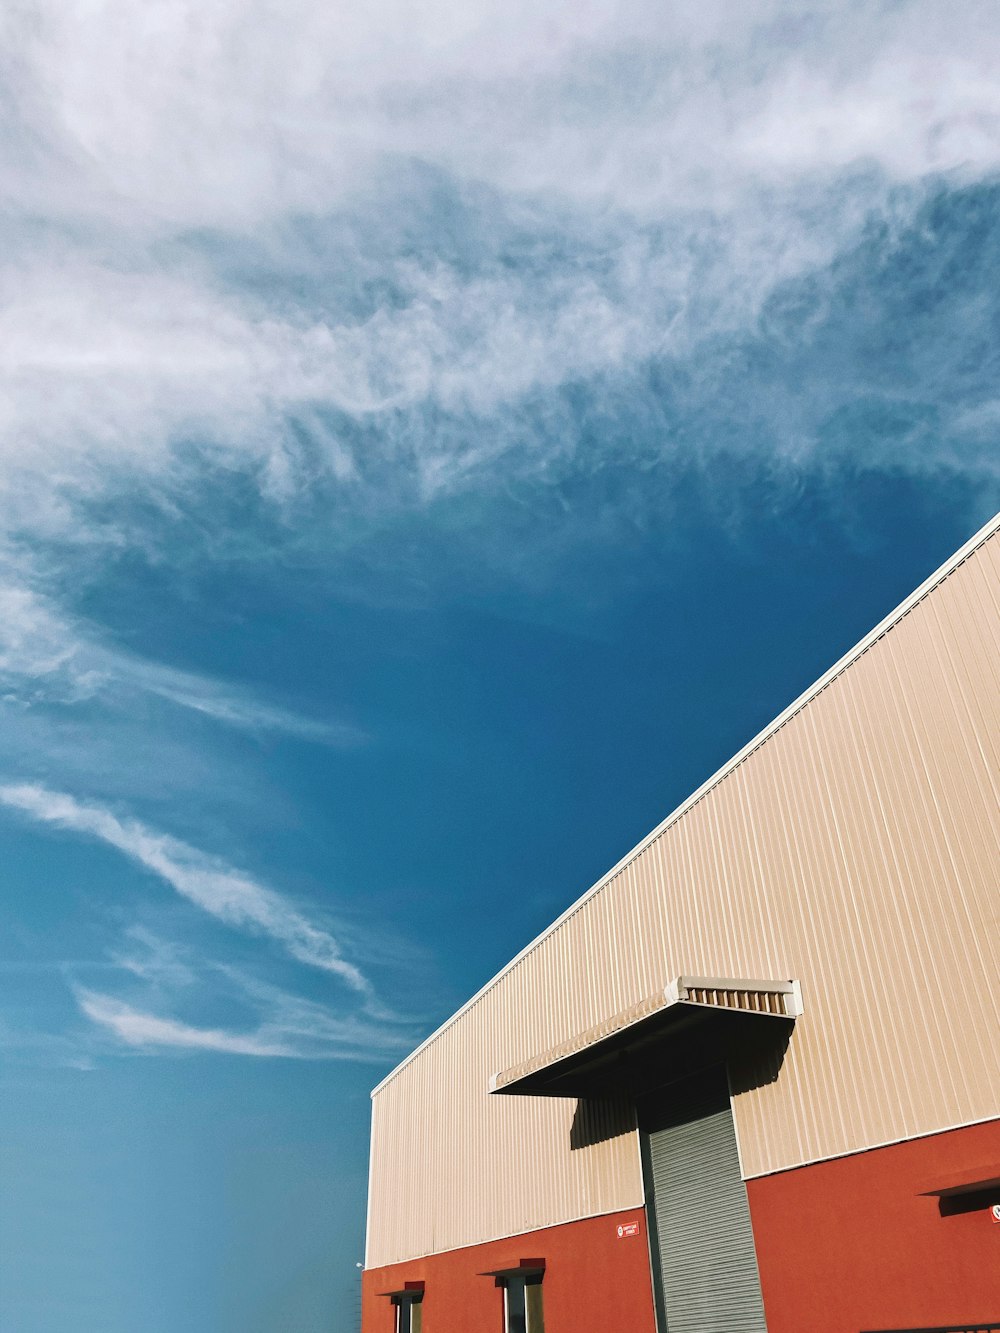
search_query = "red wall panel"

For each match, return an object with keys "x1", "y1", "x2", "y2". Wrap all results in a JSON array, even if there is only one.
[
  {"x1": 748, "y1": 1118, "x2": 1000, "y2": 1333},
  {"x1": 362, "y1": 1208, "x2": 658, "y2": 1333},
  {"x1": 364, "y1": 1121, "x2": 999, "y2": 1333}
]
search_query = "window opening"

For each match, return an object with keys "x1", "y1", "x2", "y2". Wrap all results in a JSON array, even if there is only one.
[
  {"x1": 386, "y1": 1287, "x2": 423, "y2": 1333},
  {"x1": 501, "y1": 1271, "x2": 544, "y2": 1333}
]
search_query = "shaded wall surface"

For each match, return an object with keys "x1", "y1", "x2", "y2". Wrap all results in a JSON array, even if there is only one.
[
  {"x1": 368, "y1": 520, "x2": 1000, "y2": 1267},
  {"x1": 749, "y1": 1117, "x2": 1000, "y2": 1333}
]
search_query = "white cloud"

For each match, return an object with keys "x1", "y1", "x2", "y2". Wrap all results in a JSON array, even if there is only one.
[
  {"x1": 136, "y1": 669, "x2": 356, "y2": 743},
  {"x1": 0, "y1": 9, "x2": 995, "y2": 962},
  {"x1": 0, "y1": 4, "x2": 995, "y2": 797},
  {"x1": 1, "y1": 928, "x2": 415, "y2": 1066},
  {"x1": 76, "y1": 985, "x2": 408, "y2": 1060},
  {"x1": 0, "y1": 0, "x2": 996, "y2": 549},
  {"x1": 72, "y1": 936, "x2": 414, "y2": 1060},
  {"x1": 211, "y1": 963, "x2": 413, "y2": 1048},
  {"x1": 0, "y1": 583, "x2": 355, "y2": 742},
  {"x1": 76, "y1": 989, "x2": 298, "y2": 1057},
  {"x1": 0, "y1": 783, "x2": 369, "y2": 993},
  {"x1": 8, "y1": 1, "x2": 1000, "y2": 224},
  {"x1": 2, "y1": 0, "x2": 998, "y2": 1066},
  {"x1": 0, "y1": 585, "x2": 85, "y2": 689},
  {"x1": 112, "y1": 926, "x2": 198, "y2": 990}
]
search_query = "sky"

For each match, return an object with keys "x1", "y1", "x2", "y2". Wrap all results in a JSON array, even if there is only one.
[{"x1": 0, "y1": 2, "x2": 998, "y2": 1330}]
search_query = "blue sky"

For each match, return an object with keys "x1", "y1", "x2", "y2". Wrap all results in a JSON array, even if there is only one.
[{"x1": 1, "y1": 3, "x2": 999, "y2": 1330}]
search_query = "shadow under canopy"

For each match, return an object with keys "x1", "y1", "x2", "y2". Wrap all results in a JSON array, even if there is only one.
[{"x1": 489, "y1": 976, "x2": 799, "y2": 1106}]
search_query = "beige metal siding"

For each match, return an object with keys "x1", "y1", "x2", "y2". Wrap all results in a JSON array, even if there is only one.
[{"x1": 367, "y1": 522, "x2": 1000, "y2": 1268}]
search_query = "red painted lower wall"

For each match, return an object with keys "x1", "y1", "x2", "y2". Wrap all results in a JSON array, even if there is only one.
[
  {"x1": 361, "y1": 1208, "x2": 658, "y2": 1333},
  {"x1": 748, "y1": 1118, "x2": 1000, "y2": 1333},
  {"x1": 363, "y1": 1120, "x2": 1000, "y2": 1333}
]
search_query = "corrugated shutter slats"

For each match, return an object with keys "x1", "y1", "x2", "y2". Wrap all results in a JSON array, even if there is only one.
[{"x1": 644, "y1": 1075, "x2": 768, "y2": 1333}]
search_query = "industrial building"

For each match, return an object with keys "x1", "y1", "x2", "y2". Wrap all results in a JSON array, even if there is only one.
[{"x1": 362, "y1": 515, "x2": 1000, "y2": 1333}]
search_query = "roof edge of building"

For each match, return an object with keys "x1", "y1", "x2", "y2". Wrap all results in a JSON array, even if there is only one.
[{"x1": 370, "y1": 509, "x2": 1000, "y2": 1100}]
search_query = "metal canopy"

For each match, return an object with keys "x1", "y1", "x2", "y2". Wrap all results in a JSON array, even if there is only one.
[
  {"x1": 489, "y1": 976, "x2": 801, "y2": 1100},
  {"x1": 918, "y1": 1162, "x2": 1000, "y2": 1198},
  {"x1": 478, "y1": 1261, "x2": 546, "y2": 1281}
]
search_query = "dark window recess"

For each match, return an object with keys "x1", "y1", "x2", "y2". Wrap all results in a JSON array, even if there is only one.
[
  {"x1": 480, "y1": 1262, "x2": 546, "y2": 1333},
  {"x1": 391, "y1": 1290, "x2": 423, "y2": 1333},
  {"x1": 502, "y1": 1272, "x2": 544, "y2": 1333}
]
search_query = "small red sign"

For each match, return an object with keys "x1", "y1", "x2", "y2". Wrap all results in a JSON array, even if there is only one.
[
  {"x1": 990, "y1": 1203, "x2": 1000, "y2": 1225},
  {"x1": 617, "y1": 1220, "x2": 641, "y2": 1239}
]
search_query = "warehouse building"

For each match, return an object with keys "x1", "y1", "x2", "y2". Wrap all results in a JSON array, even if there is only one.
[{"x1": 362, "y1": 516, "x2": 1000, "y2": 1333}]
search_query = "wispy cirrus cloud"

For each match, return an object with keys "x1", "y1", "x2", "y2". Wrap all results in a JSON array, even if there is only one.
[
  {"x1": 0, "y1": 0, "x2": 998, "y2": 560},
  {"x1": 110, "y1": 926, "x2": 198, "y2": 990},
  {"x1": 75, "y1": 985, "x2": 410, "y2": 1061},
  {"x1": 7, "y1": 0, "x2": 1000, "y2": 224},
  {"x1": 73, "y1": 936, "x2": 414, "y2": 1061},
  {"x1": 0, "y1": 783, "x2": 369, "y2": 993},
  {"x1": 0, "y1": 927, "x2": 415, "y2": 1065},
  {"x1": 0, "y1": 584, "x2": 358, "y2": 744},
  {"x1": 76, "y1": 990, "x2": 298, "y2": 1058},
  {"x1": 3, "y1": 0, "x2": 1000, "y2": 1073}
]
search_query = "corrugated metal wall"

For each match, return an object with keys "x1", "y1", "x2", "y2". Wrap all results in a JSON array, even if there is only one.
[{"x1": 367, "y1": 522, "x2": 1000, "y2": 1268}]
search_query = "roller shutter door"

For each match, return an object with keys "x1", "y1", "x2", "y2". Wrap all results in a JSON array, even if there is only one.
[{"x1": 641, "y1": 1069, "x2": 768, "y2": 1333}]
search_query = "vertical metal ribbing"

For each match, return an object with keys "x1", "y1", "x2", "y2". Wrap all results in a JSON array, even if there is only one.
[{"x1": 367, "y1": 526, "x2": 1000, "y2": 1267}]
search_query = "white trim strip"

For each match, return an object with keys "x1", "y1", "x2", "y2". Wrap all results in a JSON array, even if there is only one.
[
  {"x1": 366, "y1": 1202, "x2": 647, "y2": 1270},
  {"x1": 742, "y1": 1112, "x2": 1000, "y2": 1182},
  {"x1": 365, "y1": 1114, "x2": 1000, "y2": 1270},
  {"x1": 364, "y1": 1114, "x2": 1000, "y2": 1269},
  {"x1": 371, "y1": 511, "x2": 1000, "y2": 1098}
]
